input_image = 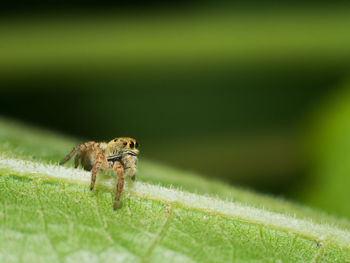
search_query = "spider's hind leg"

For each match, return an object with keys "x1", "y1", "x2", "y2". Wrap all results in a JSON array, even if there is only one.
[
  {"x1": 74, "y1": 152, "x2": 82, "y2": 168},
  {"x1": 59, "y1": 141, "x2": 95, "y2": 165}
]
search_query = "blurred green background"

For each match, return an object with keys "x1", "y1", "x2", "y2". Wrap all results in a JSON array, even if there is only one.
[{"x1": 1, "y1": 1, "x2": 350, "y2": 218}]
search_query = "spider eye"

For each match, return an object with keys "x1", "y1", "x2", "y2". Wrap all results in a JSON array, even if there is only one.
[
  {"x1": 135, "y1": 142, "x2": 139, "y2": 148},
  {"x1": 123, "y1": 142, "x2": 127, "y2": 146},
  {"x1": 114, "y1": 139, "x2": 118, "y2": 142},
  {"x1": 129, "y1": 141, "x2": 134, "y2": 148}
]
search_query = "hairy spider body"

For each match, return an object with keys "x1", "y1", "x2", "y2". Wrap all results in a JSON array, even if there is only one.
[{"x1": 60, "y1": 138, "x2": 139, "y2": 210}]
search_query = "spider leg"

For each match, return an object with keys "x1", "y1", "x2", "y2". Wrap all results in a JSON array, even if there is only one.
[
  {"x1": 123, "y1": 155, "x2": 137, "y2": 182},
  {"x1": 129, "y1": 166, "x2": 136, "y2": 182},
  {"x1": 113, "y1": 162, "x2": 125, "y2": 210},
  {"x1": 74, "y1": 152, "x2": 81, "y2": 168},
  {"x1": 59, "y1": 141, "x2": 95, "y2": 165},
  {"x1": 127, "y1": 163, "x2": 136, "y2": 182},
  {"x1": 90, "y1": 151, "x2": 104, "y2": 191}
]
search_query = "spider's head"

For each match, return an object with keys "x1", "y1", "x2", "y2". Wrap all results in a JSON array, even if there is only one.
[{"x1": 105, "y1": 137, "x2": 139, "y2": 158}]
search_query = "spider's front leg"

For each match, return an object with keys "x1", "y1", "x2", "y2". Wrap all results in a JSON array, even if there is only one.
[
  {"x1": 123, "y1": 155, "x2": 137, "y2": 182},
  {"x1": 129, "y1": 166, "x2": 136, "y2": 182},
  {"x1": 113, "y1": 162, "x2": 125, "y2": 210}
]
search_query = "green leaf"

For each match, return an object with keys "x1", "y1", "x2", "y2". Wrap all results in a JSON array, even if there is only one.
[{"x1": 0, "y1": 117, "x2": 350, "y2": 262}]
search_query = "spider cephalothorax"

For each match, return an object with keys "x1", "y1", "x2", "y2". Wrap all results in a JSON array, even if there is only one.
[{"x1": 60, "y1": 137, "x2": 139, "y2": 210}]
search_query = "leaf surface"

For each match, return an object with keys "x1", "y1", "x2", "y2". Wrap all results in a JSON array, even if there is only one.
[{"x1": 0, "y1": 118, "x2": 349, "y2": 263}]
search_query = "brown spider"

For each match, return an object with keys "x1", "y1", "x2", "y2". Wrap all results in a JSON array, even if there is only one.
[{"x1": 59, "y1": 137, "x2": 139, "y2": 210}]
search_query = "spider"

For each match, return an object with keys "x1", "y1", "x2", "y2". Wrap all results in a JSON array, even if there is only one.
[{"x1": 59, "y1": 137, "x2": 139, "y2": 210}]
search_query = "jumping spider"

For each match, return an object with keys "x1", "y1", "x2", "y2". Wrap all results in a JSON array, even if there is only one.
[{"x1": 59, "y1": 137, "x2": 139, "y2": 210}]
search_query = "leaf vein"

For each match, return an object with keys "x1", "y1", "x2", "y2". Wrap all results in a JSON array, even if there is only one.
[{"x1": 141, "y1": 205, "x2": 174, "y2": 263}]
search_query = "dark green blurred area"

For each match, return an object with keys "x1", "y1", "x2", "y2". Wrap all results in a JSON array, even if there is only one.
[{"x1": 1, "y1": 2, "x2": 350, "y2": 218}]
